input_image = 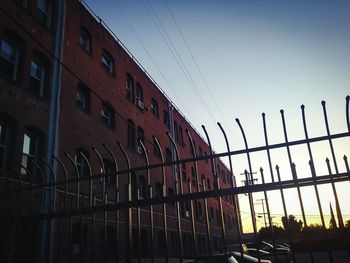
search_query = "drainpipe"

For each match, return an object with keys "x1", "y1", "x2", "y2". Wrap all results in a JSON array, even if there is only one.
[{"x1": 41, "y1": 1, "x2": 66, "y2": 263}]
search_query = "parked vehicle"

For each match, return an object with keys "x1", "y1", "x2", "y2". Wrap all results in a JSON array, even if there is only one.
[
  {"x1": 230, "y1": 251, "x2": 272, "y2": 263},
  {"x1": 183, "y1": 253, "x2": 239, "y2": 263}
]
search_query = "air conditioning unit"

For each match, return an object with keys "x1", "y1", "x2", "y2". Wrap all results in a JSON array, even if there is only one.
[
  {"x1": 137, "y1": 100, "x2": 144, "y2": 110},
  {"x1": 137, "y1": 146, "x2": 143, "y2": 154},
  {"x1": 185, "y1": 211, "x2": 190, "y2": 218}
]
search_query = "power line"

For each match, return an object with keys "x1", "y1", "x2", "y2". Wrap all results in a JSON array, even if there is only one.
[
  {"x1": 110, "y1": 0, "x2": 193, "y2": 121},
  {"x1": 164, "y1": 0, "x2": 232, "y2": 130},
  {"x1": 139, "y1": 0, "x2": 217, "y2": 124}
]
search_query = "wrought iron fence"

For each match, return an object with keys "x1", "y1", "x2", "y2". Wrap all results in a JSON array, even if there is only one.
[{"x1": 1, "y1": 96, "x2": 350, "y2": 263}]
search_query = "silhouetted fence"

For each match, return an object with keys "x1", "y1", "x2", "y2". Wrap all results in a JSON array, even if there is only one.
[{"x1": 1, "y1": 96, "x2": 350, "y2": 263}]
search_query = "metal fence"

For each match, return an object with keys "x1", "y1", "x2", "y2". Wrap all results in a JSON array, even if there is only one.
[{"x1": 1, "y1": 96, "x2": 350, "y2": 263}]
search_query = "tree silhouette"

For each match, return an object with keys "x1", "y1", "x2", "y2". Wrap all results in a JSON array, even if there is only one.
[
  {"x1": 329, "y1": 218, "x2": 338, "y2": 229},
  {"x1": 345, "y1": 220, "x2": 350, "y2": 229},
  {"x1": 281, "y1": 215, "x2": 303, "y2": 235}
]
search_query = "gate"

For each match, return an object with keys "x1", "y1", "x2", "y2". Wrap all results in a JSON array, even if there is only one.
[{"x1": 1, "y1": 96, "x2": 349, "y2": 263}]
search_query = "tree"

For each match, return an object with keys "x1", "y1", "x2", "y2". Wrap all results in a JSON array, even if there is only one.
[
  {"x1": 329, "y1": 218, "x2": 338, "y2": 229},
  {"x1": 281, "y1": 215, "x2": 303, "y2": 235},
  {"x1": 345, "y1": 220, "x2": 350, "y2": 229}
]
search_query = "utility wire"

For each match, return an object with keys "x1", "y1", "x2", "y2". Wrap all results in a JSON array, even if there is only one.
[
  {"x1": 110, "y1": 0, "x2": 193, "y2": 121},
  {"x1": 164, "y1": 0, "x2": 233, "y2": 131},
  {"x1": 142, "y1": 0, "x2": 217, "y2": 124}
]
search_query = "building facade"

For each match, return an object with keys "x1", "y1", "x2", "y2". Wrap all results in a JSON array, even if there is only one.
[{"x1": 0, "y1": 1, "x2": 241, "y2": 262}]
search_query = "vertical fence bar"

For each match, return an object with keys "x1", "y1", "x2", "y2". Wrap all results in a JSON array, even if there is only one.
[
  {"x1": 167, "y1": 132, "x2": 184, "y2": 263},
  {"x1": 139, "y1": 140, "x2": 155, "y2": 263},
  {"x1": 103, "y1": 144, "x2": 120, "y2": 263},
  {"x1": 118, "y1": 143, "x2": 133, "y2": 262},
  {"x1": 154, "y1": 137, "x2": 169, "y2": 263},
  {"x1": 259, "y1": 167, "x2": 278, "y2": 263},
  {"x1": 217, "y1": 122, "x2": 244, "y2": 254},
  {"x1": 322, "y1": 101, "x2": 345, "y2": 228},
  {"x1": 65, "y1": 153, "x2": 80, "y2": 262},
  {"x1": 93, "y1": 148, "x2": 108, "y2": 263},
  {"x1": 202, "y1": 125, "x2": 227, "y2": 256},
  {"x1": 53, "y1": 156, "x2": 69, "y2": 261},
  {"x1": 280, "y1": 110, "x2": 308, "y2": 226},
  {"x1": 235, "y1": 120, "x2": 259, "y2": 251},
  {"x1": 185, "y1": 130, "x2": 198, "y2": 260},
  {"x1": 80, "y1": 152, "x2": 93, "y2": 262},
  {"x1": 202, "y1": 177, "x2": 212, "y2": 257},
  {"x1": 326, "y1": 158, "x2": 344, "y2": 229}
]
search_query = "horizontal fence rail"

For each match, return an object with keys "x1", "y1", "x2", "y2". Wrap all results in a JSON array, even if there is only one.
[{"x1": 1, "y1": 96, "x2": 350, "y2": 263}]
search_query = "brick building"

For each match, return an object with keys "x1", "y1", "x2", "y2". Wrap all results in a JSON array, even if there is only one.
[{"x1": 0, "y1": 0, "x2": 241, "y2": 262}]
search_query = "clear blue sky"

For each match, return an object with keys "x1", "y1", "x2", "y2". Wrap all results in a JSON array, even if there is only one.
[{"x1": 84, "y1": 0, "x2": 350, "y2": 231}]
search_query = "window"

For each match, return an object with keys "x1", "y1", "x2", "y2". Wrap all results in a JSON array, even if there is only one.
[
  {"x1": 201, "y1": 175, "x2": 205, "y2": 191},
  {"x1": 0, "y1": 123, "x2": 8, "y2": 170},
  {"x1": 207, "y1": 178, "x2": 211, "y2": 190},
  {"x1": 153, "y1": 136, "x2": 161, "y2": 159},
  {"x1": 209, "y1": 207, "x2": 214, "y2": 221},
  {"x1": 150, "y1": 98, "x2": 159, "y2": 117},
  {"x1": 136, "y1": 83, "x2": 144, "y2": 109},
  {"x1": 165, "y1": 147, "x2": 172, "y2": 163},
  {"x1": 19, "y1": 0, "x2": 29, "y2": 8},
  {"x1": 72, "y1": 222, "x2": 88, "y2": 255},
  {"x1": 181, "y1": 163, "x2": 186, "y2": 180},
  {"x1": 196, "y1": 201, "x2": 202, "y2": 221},
  {"x1": 163, "y1": 111, "x2": 170, "y2": 129},
  {"x1": 204, "y1": 151, "x2": 208, "y2": 163},
  {"x1": 174, "y1": 121, "x2": 179, "y2": 143},
  {"x1": 0, "y1": 118, "x2": 14, "y2": 171},
  {"x1": 198, "y1": 147, "x2": 203, "y2": 157},
  {"x1": 191, "y1": 166, "x2": 197, "y2": 187},
  {"x1": 30, "y1": 54, "x2": 49, "y2": 97},
  {"x1": 0, "y1": 38, "x2": 20, "y2": 82},
  {"x1": 21, "y1": 128, "x2": 44, "y2": 178},
  {"x1": 79, "y1": 28, "x2": 91, "y2": 53},
  {"x1": 36, "y1": 0, "x2": 52, "y2": 28},
  {"x1": 137, "y1": 127, "x2": 144, "y2": 154},
  {"x1": 178, "y1": 126, "x2": 183, "y2": 146},
  {"x1": 139, "y1": 175, "x2": 147, "y2": 199},
  {"x1": 155, "y1": 182, "x2": 162, "y2": 198},
  {"x1": 189, "y1": 139, "x2": 196, "y2": 156},
  {"x1": 168, "y1": 187, "x2": 175, "y2": 207},
  {"x1": 101, "y1": 102, "x2": 114, "y2": 128},
  {"x1": 126, "y1": 74, "x2": 134, "y2": 102},
  {"x1": 101, "y1": 50, "x2": 114, "y2": 74},
  {"x1": 76, "y1": 82, "x2": 90, "y2": 112},
  {"x1": 103, "y1": 159, "x2": 116, "y2": 185},
  {"x1": 75, "y1": 148, "x2": 89, "y2": 178},
  {"x1": 127, "y1": 120, "x2": 135, "y2": 150},
  {"x1": 216, "y1": 209, "x2": 220, "y2": 226}
]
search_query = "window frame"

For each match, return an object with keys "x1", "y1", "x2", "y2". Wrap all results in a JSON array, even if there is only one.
[
  {"x1": 101, "y1": 50, "x2": 114, "y2": 75},
  {"x1": 150, "y1": 98, "x2": 159, "y2": 117},
  {"x1": 76, "y1": 82, "x2": 91, "y2": 112},
  {"x1": 0, "y1": 38, "x2": 20, "y2": 82},
  {"x1": 0, "y1": 120, "x2": 13, "y2": 171},
  {"x1": 29, "y1": 53, "x2": 49, "y2": 98},
  {"x1": 21, "y1": 128, "x2": 44, "y2": 178},
  {"x1": 101, "y1": 102, "x2": 115, "y2": 128},
  {"x1": 79, "y1": 28, "x2": 92, "y2": 53},
  {"x1": 75, "y1": 148, "x2": 89, "y2": 178},
  {"x1": 127, "y1": 120, "x2": 136, "y2": 150},
  {"x1": 36, "y1": 0, "x2": 52, "y2": 28},
  {"x1": 126, "y1": 74, "x2": 134, "y2": 102}
]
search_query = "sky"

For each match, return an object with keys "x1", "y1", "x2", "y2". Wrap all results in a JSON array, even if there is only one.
[{"x1": 83, "y1": 0, "x2": 350, "y2": 232}]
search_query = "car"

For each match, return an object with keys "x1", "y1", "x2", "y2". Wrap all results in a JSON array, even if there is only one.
[
  {"x1": 183, "y1": 253, "x2": 239, "y2": 263},
  {"x1": 230, "y1": 251, "x2": 272, "y2": 263}
]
